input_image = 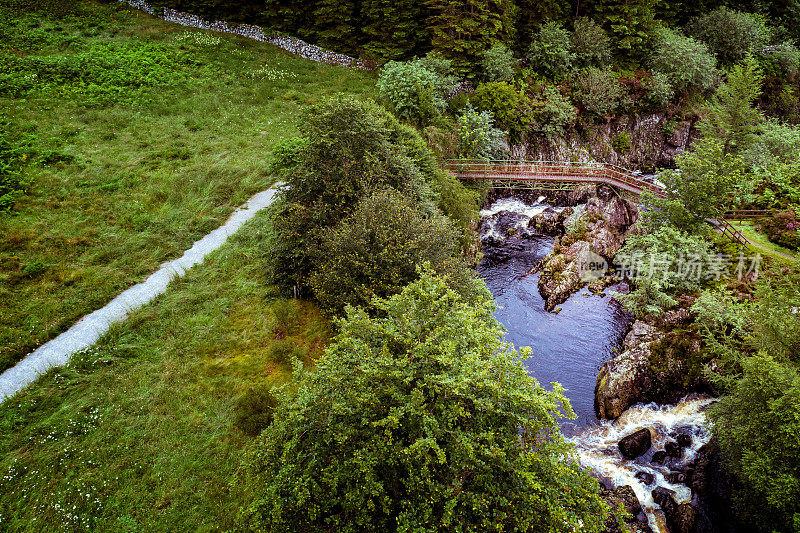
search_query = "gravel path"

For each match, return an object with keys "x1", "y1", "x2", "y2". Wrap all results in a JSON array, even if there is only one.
[{"x1": 0, "y1": 188, "x2": 277, "y2": 402}]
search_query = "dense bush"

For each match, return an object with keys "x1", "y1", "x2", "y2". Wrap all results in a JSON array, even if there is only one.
[
  {"x1": 759, "y1": 210, "x2": 800, "y2": 250},
  {"x1": 309, "y1": 189, "x2": 463, "y2": 313},
  {"x1": 479, "y1": 43, "x2": 516, "y2": 82},
  {"x1": 376, "y1": 58, "x2": 455, "y2": 126},
  {"x1": 529, "y1": 85, "x2": 577, "y2": 139},
  {"x1": 643, "y1": 71, "x2": 673, "y2": 107},
  {"x1": 455, "y1": 105, "x2": 508, "y2": 160},
  {"x1": 571, "y1": 67, "x2": 627, "y2": 116},
  {"x1": 235, "y1": 386, "x2": 280, "y2": 436},
  {"x1": 615, "y1": 225, "x2": 715, "y2": 317},
  {"x1": 527, "y1": 21, "x2": 575, "y2": 80},
  {"x1": 689, "y1": 7, "x2": 772, "y2": 66},
  {"x1": 471, "y1": 81, "x2": 530, "y2": 142},
  {"x1": 649, "y1": 28, "x2": 719, "y2": 93},
  {"x1": 242, "y1": 269, "x2": 610, "y2": 532},
  {"x1": 0, "y1": 121, "x2": 34, "y2": 213},
  {"x1": 570, "y1": 17, "x2": 611, "y2": 68}
]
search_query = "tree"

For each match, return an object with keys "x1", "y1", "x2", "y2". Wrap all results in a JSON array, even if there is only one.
[
  {"x1": 309, "y1": 189, "x2": 463, "y2": 313},
  {"x1": 479, "y1": 43, "x2": 516, "y2": 82},
  {"x1": 689, "y1": 7, "x2": 772, "y2": 66},
  {"x1": 241, "y1": 269, "x2": 610, "y2": 532},
  {"x1": 649, "y1": 27, "x2": 720, "y2": 94},
  {"x1": 377, "y1": 59, "x2": 454, "y2": 126},
  {"x1": 527, "y1": 21, "x2": 575, "y2": 80},
  {"x1": 570, "y1": 17, "x2": 612, "y2": 68},
  {"x1": 266, "y1": 98, "x2": 438, "y2": 296},
  {"x1": 361, "y1": 0, "x2": 431, "y2": 60},
  {"x1": 699, "y1": 56, "x2": 765, "y2": 155},
  {"x1": 592, "y1": 0, "x2": 660, "y2": 62},
  {"x1": 642, "y1": 139, "x2": 746, "y2": 231},
  {"x1": 571, "y1": 67, "x2": 628, "y2": 117},
  {"x1": 471, "y1": 81, "x2": 531, "y2": 143},
  {"x1": 530, "y1": 85, "x2": 577, "y2": 139},
  {"x1": 455, "y1": 104, "x2": 509, "y2": 160},
  {"x1": 426, "y1": 0, "x2": 516, "y2": 76}
]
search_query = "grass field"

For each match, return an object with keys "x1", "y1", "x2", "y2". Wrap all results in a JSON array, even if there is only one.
[
  {"x1": 0, "y1": 0, "x2": 375, "y2": 372},
  {"x1": 0, "y1": 210, "x2": 335, "y2": 531}
]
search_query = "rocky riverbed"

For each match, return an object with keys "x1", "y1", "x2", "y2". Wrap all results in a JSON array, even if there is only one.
[{"x1": 477, "y1": 189, "x2": 739, "y2": 533}]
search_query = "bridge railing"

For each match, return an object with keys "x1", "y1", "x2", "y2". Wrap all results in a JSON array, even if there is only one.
[{"x1": 444, "y1": 159, "x2": 666, "y2": 198}]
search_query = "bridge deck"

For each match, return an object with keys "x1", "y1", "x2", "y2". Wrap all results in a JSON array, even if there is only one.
[{"x1": 444, "y1": 160, "x2": 667, "y2": 199}]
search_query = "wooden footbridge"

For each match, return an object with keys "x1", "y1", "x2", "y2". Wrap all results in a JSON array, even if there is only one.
[
  {"x1": 445, "y1": 159, "x2": 753, "y2": 247},
  {"x1": 444, "y1": 159, "x2": 667, "y2": 200}
]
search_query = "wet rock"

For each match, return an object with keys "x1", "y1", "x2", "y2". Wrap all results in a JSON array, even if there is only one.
[
  {"x1": 651, "y1": 451, "x2": 667, "y2": 465},
  {"x1": 528, "y1": 206, "x2": 573, "y2": 234},
  {"x1": 665, "y1": 440, "x2": 683, "y2": 458},
  {"x1": 665, "y1": 470, "x2": 692, "y2": 486},
  {"x1": 595, "y1": 322, "x2": 663, "y2": 419},
  {"x1": 652, "y1": 487, "x2": 697, "y2": 533},
  {"x1": 635, "y1": 471, "x2": 655, "y2": 485},
  {"x1": 676, "y1": 433, "x2": 692, "y2": 448},
  {"x1": 602, "y1": 485, "x2": 654, "y2": 533},
  {"x1": 619, "y1": 428, "x2": 652, "y2": 459}
]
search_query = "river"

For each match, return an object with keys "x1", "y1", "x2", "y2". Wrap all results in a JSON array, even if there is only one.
[{"x1": 477, "y1": 197, "x2": 714, "y2": 532}]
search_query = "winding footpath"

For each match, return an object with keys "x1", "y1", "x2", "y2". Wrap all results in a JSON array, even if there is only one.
[{"x1": 0, "y1": 188, "x2": 277, "y2": 402}]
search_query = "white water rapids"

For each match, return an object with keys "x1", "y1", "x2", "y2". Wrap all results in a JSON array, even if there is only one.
[{"x1": 570, "y1": 397, "x2": 715, "y2": 532}]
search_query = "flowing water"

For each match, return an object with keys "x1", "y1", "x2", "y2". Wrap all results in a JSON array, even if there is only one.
[{"x1": 477, "y1": 197, "x2": 713, "y2": 532}]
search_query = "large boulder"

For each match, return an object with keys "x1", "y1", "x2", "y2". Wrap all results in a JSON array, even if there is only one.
[
  {"x1": 652, "y1": 487, "x2": 697, "y2": 533},
  {"x1": 619, "y1": 428, "x2": 653, "y2": 459},
  {"x1": 595, "y1": 322, "x2": 662, "y2": 419},
  {"x1": 601, "y1": 485, "x2": 653, "y2": 533}
]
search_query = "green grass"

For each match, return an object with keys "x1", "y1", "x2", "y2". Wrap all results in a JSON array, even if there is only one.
[
  {"x1": 0, "y1": 0, "x2": 375, "y2": 372},
  {"x1": 730, "y1": 221, "x2": 800, "y2": 263},
  {"x1": 0, "y1": 210, "x2": 333, "y2": 531}
]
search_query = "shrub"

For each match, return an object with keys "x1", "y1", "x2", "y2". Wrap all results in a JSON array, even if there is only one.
[
  {"x1": 242, "y1": 269, "x2": 611, "y2": 532},
  {"x1": 690, "y1": 7, "x2": 772, "y2": 66},
  {"x1": 530, "y1": 85, "x2": 577, "y2": 139},
  {"x1": 757, "y1": 43, "x2": 800, "y2": 78},
  {"x1": 472, "y1": 81, "x2": 530, "y2": 142},
  {"x1": 644, "y1": 71, "x2": 673, "y2": 107},
  {"x1": 455, "y1": 104, "x2": 507, "y2": 160},
  {"x1": 479, "y1": 43, "x2": 515, "y2": 82},
  {"x1": 309, "y1": 189, "x2": 462, "y2": 313},
  {"x1": 612, "y1": 131, "x2": 632, "y2": 152},
  {"x1": 759, "y1": 210, "x2": 800, "y2": 250},
  {"x1": 571, "y1": 67, "x2": 627, "y2": 116},
  {"x1": 570, "y1": 17, "x2": 611, "y2": 68},
  {"x1": 527, "y1": 21, "x2": 575, "y2": 80},
  {"x1": 377, "y1": 59, "x2": 455, "y2": 126},
  {"x1": 0, "y1": 121, "x2": 34, "y2": 213},
  {"x1": 235, "y1": 386, "x2": 280, "y2": 436},
  {"x1": 268, "y1": 136, "x2": 309, "y2": 176},
  {"x1": 649, "y1": 27, "x2": 719, "y2": 93}
]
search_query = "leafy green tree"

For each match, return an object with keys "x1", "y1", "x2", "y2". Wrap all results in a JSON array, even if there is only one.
[
  {"x1": 266, "y1": 98, "x2": 438, "y2": 295},
  {"x1": 530, "y1": 85, "x2": 578, "y2": 139},
  {"x1": 312, "y1": 0, "x2": 361, "y2": 53},
  {"x1": 377, "y1": 59, "x2": 455, "y2": 126},
  {"x1": 642, "y1": 139, "x2": 746, "y2": 231},
  {"x1": 649, "y1": 27, "x2": 720, "y2": 94},
  {"x1": 709, "y1": 354, "x2": 800, "y2": 533},
  {"x1": 455, "y1": 104, "x2": 509, "y2": 160},
  {"x1": 570, "y1": 17, "x2": 612, "y2": 68},
  {"x1": 472, "y1": 81, "x2": 531, "y2": 143},
  {"x1": 689, "y1": 7, "x2": 772, "y2": 66},
  {"x1": 571, "y1": 67, "x2": 628, "y2": 117},
  {"x1": 309, "y1": 189, "x2": 463, "y2": 313},
  {"x1": 643, "y1": 71, "x2": 674, "y2": 107},
  {"x1": 699, "y1": 56, "x2": 765, "y2": 155},
  {"x1": 479, "y1": 43, "x2": 516, "y2": 82},
  {"x1": 242, "y1": 269, "x2": 610, "y2": 532},
  {"x1": 527, "y1": 21, "x2": 575, "y2": 80}
]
